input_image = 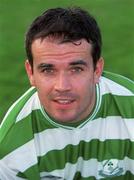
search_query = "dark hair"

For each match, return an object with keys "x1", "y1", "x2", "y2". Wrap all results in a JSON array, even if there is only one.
[{"x1": 25, "y1": 7, "x2": 102, "y2": 68}]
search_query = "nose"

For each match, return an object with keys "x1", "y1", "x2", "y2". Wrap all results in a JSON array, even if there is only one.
[{"x1": 54, "y1": 72, "x2": 72, "y2": 92}]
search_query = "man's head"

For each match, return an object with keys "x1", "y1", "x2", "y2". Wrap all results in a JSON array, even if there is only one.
[
  {"x1": 25, "y1": 7, "x2": 102, "y2": 69},
  {"x1": 25, "y1": 7, "x2": 104, "y2": 123}
]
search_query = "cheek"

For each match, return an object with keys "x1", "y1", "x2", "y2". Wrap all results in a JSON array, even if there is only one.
[
  {"x1": 80, "y1": 77, "x2": 95, "y2": 97},
  {"x1": 74, "y1": 80, "x2": 92, "y2": 100},
  {"x1": 33, "y1": 73, "x2": 52, "y2": 90},
  {"x1": 37, "y1": 86, "x2": 51, "y2": 109},
  {"x1": 34, "y1": 78, "x2": 53, "y2": 101},
  {"x1": 76, "y1": 75, "x2": 94, "y2": 89},
  {"x1": 37, "y1": 84, "x2": 52, "y2": 97}
]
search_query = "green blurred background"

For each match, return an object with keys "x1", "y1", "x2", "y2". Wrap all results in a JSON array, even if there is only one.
[{"x1": 0, "y1": 0, "x2": 134, "y2": 122}]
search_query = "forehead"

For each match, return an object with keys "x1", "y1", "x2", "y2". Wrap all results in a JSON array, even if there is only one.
[{"x1": 31, "y1": 38, "x2": 92, "y2": 60}]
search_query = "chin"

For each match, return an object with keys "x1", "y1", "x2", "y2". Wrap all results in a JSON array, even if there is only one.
[
  {"x1": 55, "y1": 118, "x2": 73, "y2": 123},
  {"x1": 54, "y1": 115, "x2": 76, "y2": 123}
]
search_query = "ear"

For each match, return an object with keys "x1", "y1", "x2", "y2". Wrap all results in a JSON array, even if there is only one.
[
  {"x1": 94, "y1": 57, "x2": 104, "y2": 84},
  {"x1": 25, "y1": 60, "x2": 35, "y2": 86}
]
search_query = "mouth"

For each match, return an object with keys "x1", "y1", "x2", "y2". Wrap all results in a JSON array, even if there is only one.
[{"x1": 53, "y1": 99, "x2": 75, "y2": 105}]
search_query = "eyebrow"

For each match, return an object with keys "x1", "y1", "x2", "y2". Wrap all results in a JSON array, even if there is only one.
[
  {"x1": 69, "y1": 60, "x2": 88, "y2": 66},
  {"x1": 37, "y1": 63, "x2": 54, "y2": 70},
  {"x1": 37, "y1": 60, "x2": 87, "y2": 70}
]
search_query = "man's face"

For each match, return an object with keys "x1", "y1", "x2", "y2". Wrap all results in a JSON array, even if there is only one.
[{"x1": 25, "y1": 38, "x2": 103, "y2": 123}]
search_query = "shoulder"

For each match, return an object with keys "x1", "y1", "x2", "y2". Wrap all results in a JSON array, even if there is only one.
[
  {"x1": 97, "y1": 71, "x2": 134, "y2": 119},
  {"x1": 0, "y1": 87, "x2": 37, "y2": 143},
  {"x1": 100, "y1": 71, "x2": 134, "y2": 95}
]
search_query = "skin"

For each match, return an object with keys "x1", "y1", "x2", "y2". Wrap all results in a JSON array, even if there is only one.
[{"x1": 25, "y1": 37, "x2": 104, "y2": 123}]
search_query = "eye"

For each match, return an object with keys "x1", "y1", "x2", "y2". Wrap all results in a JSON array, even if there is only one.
[
  {"x1": 71, "y1": 66, "x2": 84, "y2": 73},
  {"x1": 41, "y1": 68, "x2": 55, "y2": 74}
]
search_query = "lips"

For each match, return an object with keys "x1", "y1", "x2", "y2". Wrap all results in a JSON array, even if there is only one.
[{"x1": 53, "y1": 99, "x2": 75, "y2": 104}]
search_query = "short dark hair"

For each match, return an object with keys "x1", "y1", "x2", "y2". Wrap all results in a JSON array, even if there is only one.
[{"x1": 25, "y1": 7, "x2": 102, "y2": 68}]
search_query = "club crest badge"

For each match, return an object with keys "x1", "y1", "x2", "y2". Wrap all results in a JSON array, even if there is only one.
[{"x1": 99, "y1": 159, "x2": 124, "y2": 178}]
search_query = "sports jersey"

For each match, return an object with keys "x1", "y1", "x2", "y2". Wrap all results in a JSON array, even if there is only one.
[{"x1": 0, "y1": 71, "x2": 134, "y2": 180}]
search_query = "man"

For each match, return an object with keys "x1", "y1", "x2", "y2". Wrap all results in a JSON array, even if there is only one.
[{"x1": 0, "y1": 7, "x2": 134, "y2": 180}]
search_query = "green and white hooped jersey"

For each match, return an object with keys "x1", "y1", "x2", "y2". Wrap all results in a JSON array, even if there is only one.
[{"x1": 0, "y1": 71, "x2": 134, "y2": 180}]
